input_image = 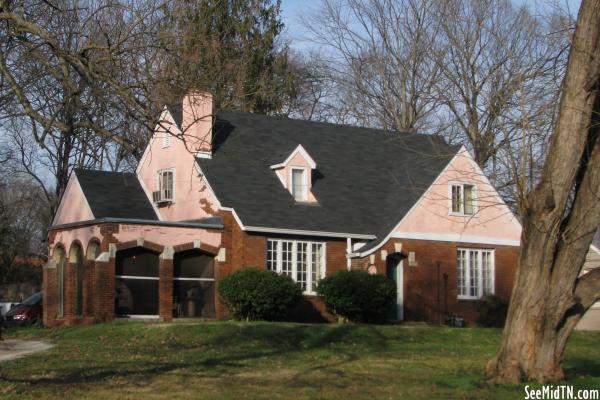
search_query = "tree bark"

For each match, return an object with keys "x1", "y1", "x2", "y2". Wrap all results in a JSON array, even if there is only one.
[{"x1": 486, "y1": 0, "x2": 600, "y2": 384}]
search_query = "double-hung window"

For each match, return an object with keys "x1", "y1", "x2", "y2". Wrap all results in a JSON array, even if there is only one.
[
  {"x1": 291, "y1": 168, "x2": 308, "y2": 202},
  {"x1": 158, "y1": 168, "x2": 174, "y2": 201},
  {"x1": 457, "y1": 249, "x2": 494, "y2": 299},
  {"x1": 266, "y1": 239, "x2": 325, "y2": 294},
  {"x1": 451, "y1": 183, "x2": 476, "y2": 215}
]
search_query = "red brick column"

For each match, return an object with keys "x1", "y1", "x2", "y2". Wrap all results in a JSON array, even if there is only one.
[
  {"x1": 64, "y1": 261, "x2": 76, "y2": 323},
  {"x1": 83, "y1": 259, "x2": 95, "y2": 318},
  {"x1": 159, "y1": 248, "x2": 174, "y2": 322},
  {"x1": 94, "y1": 244, "x2": 116, "y2": 322},
  {"x1": 43, "y1": 261, "x2": 58, "y2": 327}
]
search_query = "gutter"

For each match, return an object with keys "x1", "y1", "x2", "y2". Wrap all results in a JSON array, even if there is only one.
[
  {"x1": 243, "y1": 225, "x2": 376, "y2": 240},
  {"x1": 49, "y1": 217, "x2": 224, "y2": 231}
]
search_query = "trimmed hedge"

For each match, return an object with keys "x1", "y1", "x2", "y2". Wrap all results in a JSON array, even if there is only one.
[
  {"x1": 316, "y1": 270, "x2": 396, "y2": 323},
  {"x1": 218, "y1": 268, "x2": 302, "y2": 321}
]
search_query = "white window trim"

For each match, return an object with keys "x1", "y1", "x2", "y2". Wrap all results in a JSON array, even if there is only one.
[
  {"x1": 457, "y1": 248, "x2": 495, "y2": 300},
  {"x1": 157, "y1": 167, "x2": 176, "y2": 203},
  {"x1": 289, "y1": 167, "x2": 309, "y2": 202},
  {"x1": 449, "y1": 181, "x2": 477, "y2": 217},
  {"x1": 266, "y1": 238, "x2": 326, "y2": 295}
]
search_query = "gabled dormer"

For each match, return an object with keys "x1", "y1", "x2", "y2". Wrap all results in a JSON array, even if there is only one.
[{"x1": 270, "y1": 144, "x2": 318, "y2": 203}]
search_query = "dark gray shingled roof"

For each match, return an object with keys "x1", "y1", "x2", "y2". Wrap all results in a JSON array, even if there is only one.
[
  {"x1": 197, "y1": 111, "x2": 460, "y2": 244},
  {"x1": 74, "y1": 169, "x2": 158, "y2": 220}
]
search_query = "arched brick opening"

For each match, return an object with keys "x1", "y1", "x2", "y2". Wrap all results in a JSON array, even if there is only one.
[
  {"x1": 386, "y1": 252, "x2": 405, "y2": 322},
  {"x1": 68, "y1": 241, "x2": 84, "y2": 318},
  {"x1": 116, "y1": 239, "x2": 164, "y2": 254},
  {"x1": 115, "y1": 246, "x2": 161, "y2": 317},
  {"x1": 52, "y1": 245, "x2": 66, "y2": 319},
  {"x1": 172, "y1": 249, "x2": 216, "y2": 319}
]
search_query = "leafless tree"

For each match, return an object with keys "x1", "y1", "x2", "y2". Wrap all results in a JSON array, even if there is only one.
[
  {"x1": 0, "y1": 0, "x2": 168, "y2": 210},
  {"x1": 302, "y1": 0, "x2": 572, "y2": 216},
  {"x1": 280, "y1": 52, "x2": 339, "y2": 122},
  {"x1": 302, "y1": 0, "x2": 442, "y2": 131},
  {"x1": 432, "y1": 0, "x2": 568, "y2": 192}
]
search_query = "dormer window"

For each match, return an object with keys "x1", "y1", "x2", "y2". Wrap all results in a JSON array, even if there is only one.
[
  {"x1": 291, "y1": 168, "x2": 308, "y2": 202},
  {"x1": 450, "y1": 183, "x2": 476, "y2": 215},
  {"x1": 270, "y1": 144, "x2": 317, "y2": 203}
]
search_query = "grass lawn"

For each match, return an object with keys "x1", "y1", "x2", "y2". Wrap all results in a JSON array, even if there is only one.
[{"x1": 0, "y1": 322, "x2": 598, "y2": 399}]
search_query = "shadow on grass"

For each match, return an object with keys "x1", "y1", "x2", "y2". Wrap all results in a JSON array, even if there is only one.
[
  {"x1": 565, "y1": 358, "x2": 600, "y2": 378},
  {"x1": 1, "y1": 323, "x2": 386, "y2": 387}
]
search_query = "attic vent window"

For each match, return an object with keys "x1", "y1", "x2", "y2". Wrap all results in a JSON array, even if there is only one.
[
  {"x1": 291, "y1": 168, "x2": 307, "y2": 202},
  {"x1": 162, "y1": 132, "x2": 171, "y2": 148}
]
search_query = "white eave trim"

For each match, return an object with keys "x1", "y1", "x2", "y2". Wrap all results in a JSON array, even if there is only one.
[
  {"x1": 270, "y1": 144, "x2": 317, "y2": 170},
  {"x1": 244, "y1": 225, "x2": 376, "y2": 240},
  {"x1": 391, "y1": 232, "x2": 520, "y2": 247},
  {"x1": 219, "y1": 206, "x2": 375, "y2": 240}
]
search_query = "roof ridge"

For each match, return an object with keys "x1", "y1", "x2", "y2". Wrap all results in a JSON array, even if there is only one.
[{"x1": 215, "y1": 109, "x2": 445, "y2": 140}]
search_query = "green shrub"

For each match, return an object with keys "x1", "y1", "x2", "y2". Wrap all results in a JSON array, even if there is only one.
[
  {"x1": 476, "y1": 295, "x2": 509, "y2": 327},
  {"x1": 218, "y1": 268, "x2": 302, "y2": 321},
  {"x1": 316, "y1": 270, "x2": 396, "y2": 323}
]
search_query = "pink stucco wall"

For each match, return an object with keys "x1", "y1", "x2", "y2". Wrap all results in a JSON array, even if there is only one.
[
  {"x1": 53, "y1": 175, "x2": 95, "y2": 226},
  {"x1": 136, "y1": 107, "x2": 221, "y2": 222},
  {"x1": 51, "y1": 225, "x2": 102, "y2": 257},
  {"x1": 181, "y1": 92, "x2": 213, "y2": 153},
  {"x1": 394, "y1": 148, "x2": 521, "y2": 242},
  {"x1": 115, "y1": 224, "x2": 221, "y2": 248},
  {"x1": 50, "y1": 223, "x2": 221, "y2": 260}
]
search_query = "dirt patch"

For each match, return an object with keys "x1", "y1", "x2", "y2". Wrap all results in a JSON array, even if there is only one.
[{"x1": 0, "y1": 339, "x2": 53, "y2": 362}]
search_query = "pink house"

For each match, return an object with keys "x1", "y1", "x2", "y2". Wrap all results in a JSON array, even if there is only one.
[{"x1": 44, "y1": 92, "x2": 522, "y2": 326}]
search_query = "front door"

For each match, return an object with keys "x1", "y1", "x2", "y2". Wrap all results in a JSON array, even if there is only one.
[{"x1": 386, "y1": 256, "x2": 404, "y2": 321}]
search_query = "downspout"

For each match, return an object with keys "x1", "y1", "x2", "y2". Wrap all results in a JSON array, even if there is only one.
[{"x1": 346, "y1": 237, "x2": 352, "y2": 270}]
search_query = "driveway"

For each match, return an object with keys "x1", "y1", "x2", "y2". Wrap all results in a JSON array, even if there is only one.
[{"x1": 0, "y1": 339, "x2": 53, "y2": 362}]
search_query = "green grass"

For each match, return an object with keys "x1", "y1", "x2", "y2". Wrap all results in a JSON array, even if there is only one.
[{"x1": 0, "y1": 322, "x2": 599, "y2": 399}]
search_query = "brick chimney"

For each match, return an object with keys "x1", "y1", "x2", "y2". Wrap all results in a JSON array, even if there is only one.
[{"x1": 181, "y1": 91, "x2": 213, "y2": 157}]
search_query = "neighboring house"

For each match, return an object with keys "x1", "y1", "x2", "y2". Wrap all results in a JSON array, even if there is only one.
[
  {"x1": 43, "y1": 92, "x2": 522, "y2": 327},
  {"x1": 576, "y1": 229, "x2": 600, "y2": 331}
]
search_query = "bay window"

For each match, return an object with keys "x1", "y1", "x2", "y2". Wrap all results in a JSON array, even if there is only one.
[
  {"x1": 266, "y1": 239, "x2": 325, "y2": 294},
  {"x1": 457, "y1": 248, "x2": 494, "y2": 299}
]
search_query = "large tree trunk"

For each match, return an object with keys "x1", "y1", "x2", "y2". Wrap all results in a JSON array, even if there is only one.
[{"x1": 486, "y1": 0, "x2": 600, "y2": 384}]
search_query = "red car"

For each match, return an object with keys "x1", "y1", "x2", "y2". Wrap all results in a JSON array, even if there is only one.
[{"x1": 3, "y1": 292, "x2": 43, "y2": 326}]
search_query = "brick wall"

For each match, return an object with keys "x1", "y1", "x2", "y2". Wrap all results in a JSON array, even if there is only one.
[
  {"x1": 215, "y1": 210, "x2": 347, "y2": 320},
  {"x1": 45, "y1": 214, "x2": 519, "y2": 327},
  {"x1": 351, "y1": 238, "x2": 519, "y2": 324},
  {"x1": 159, "y1": 257, "x2": 173, "y2": 322}
]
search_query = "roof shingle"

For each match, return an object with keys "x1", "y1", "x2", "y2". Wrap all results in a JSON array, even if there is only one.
[
  {"x1": 197, "y1": 111, "x2": 460, "y2": 242},
  {"x1": 75, "y1": 169, "x2": 158, "y2": 220}
]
